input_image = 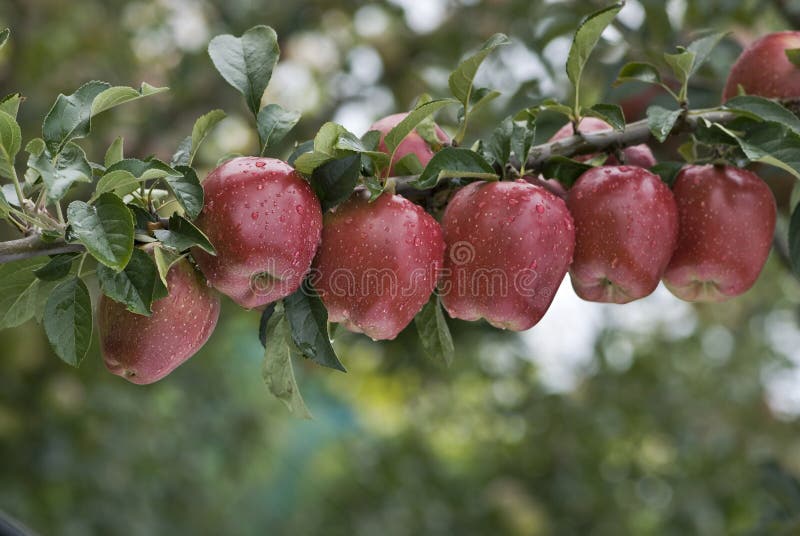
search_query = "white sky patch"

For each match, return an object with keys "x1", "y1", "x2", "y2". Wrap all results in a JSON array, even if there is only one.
[
  {"x1": 617, "y1": 0, "x2": 646, "y2": 30},
  {"x1": 354, "y1": 5, "x2": 392, "y2": 38},
  {"x1": 388, "y1": 0, "x2": 449, "y2": 34}
]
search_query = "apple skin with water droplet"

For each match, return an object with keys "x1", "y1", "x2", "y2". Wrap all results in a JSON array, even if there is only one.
[
  {"x1": 99, "y1": 255, "x2": 220, "y2": 385},
  {"x1": 723, "y1": 31, "x2": 800, "y2": 101},
  {"x1": 192, "y1": 157, "x2": 323, "y2": 309},
  {"x1": 663, "y1": 165, "x2": 776, "y2": 302},
  {"x1": 312, "y1": 192, "x2": 445, "y2": 340},
  {"x1": 567, "y1": 165, "x2": 679, "y2": 304},
  {"x1": 370, "y1": 112, "x2": 449, "y2": 176},
  {"x1": 440, "y1": 180, "x2": 575, "y2": 330},
  {"x1": 548, "y1": 117, "x2": 656, "y2": 169}
]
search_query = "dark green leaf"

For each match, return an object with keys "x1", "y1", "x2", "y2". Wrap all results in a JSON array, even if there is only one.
[
  {"x1": 585, "y1": 104, "x2": 625, "y2": 131},
  {"x1": 414, "y1": 294, "x2": 454, "y2": 366},
  {"x1": 614, "y1": 61, "x2": 665, "y2": 87},
  {"x1": 257, "y1": 103, "x2": 300, "y2": 153},
  {"x1": 384, "y1": 99, "x2": 457, "y2": 154},
  {"x1": 393, "y1": 153, "x2": 424, "y2": 175},
  {"x1": 650, "y1": 162, "x2": 685, "y2": 187},
  {"x1": 511, "y1": 118, "x2": 536, "y2": 168},
  {"x1": 152, "y1": 244, "x2": 181, "y2": 289},
  {"x1": 363, "y1": 175, "x2": 385, "y2": 201},
  {"x1": 566, "y1": 3, "x2": 624, "y2": 89},
  {"x1": 91, "y1": 170, "x2": 140, "y2": 202},
  {"x1": 448, "y1": 33, "x2": 509, "y2": 105},
  {"x1": 287, "y1": 140, "x2": 314, "y2": 167},
  {"x1": 0, "y1": 258, "x2": 50, "y2": 329},
  {"x1": 165, "y1": 166, "x2": 204, "y2": 219},
  {"x1": 413, "y1": 147, "x2": 497, "y2": 189},
  {"x1": 90, "y1": 83, "x2": 167, "y2": 116},
  {"x1": 97, "y1": 247, "x2": 160, "y2": 316},
  {"x1": 34, "y1": 253, "x2": 79, "y2": 282},
  {"x1": 262, "y1": 306, "x2": 312, "y2": 418},
  {"x1": 153, "y1": 214, "x2": 216, "y2": 254},
  {"x1": 29, "y1": 142, "x2": 92, "y2": 202},
  {"x1": 310, "y1": 154, "x2": 360, "y2": 212},
  {"x1": 724, "y1": 96, "x2": 800, "y2": 134},
  {"x1": 541, "y1": 156, "x2": 592, "y2": 188},
  {"x1": 208, "y1": 25, "x2": 280, "y2": 116},
  {"x1": 258, "y1": 302, "x2": 277, "y2": 348},
  {"x1": 43, "y1": 277, "x2": 93, "y2": 367},
  {"x1": 663, "y1": 49, "x2": 696, "y2": 99},
  {"x1": 647, "y1": 105, "x2": 683, "y2": 143},
  {"x1": 42, "y1": 81, "x2": 111, "y2": 153},
  {"x1": 686, "y1": 32, "x2": 728, "y2": 76},
  {"x1": 284, "y1": 281, "x2": 346, "y2": 372},
  {"x1": 67, "y1": 193, "x2": 134, "y2": 270}
]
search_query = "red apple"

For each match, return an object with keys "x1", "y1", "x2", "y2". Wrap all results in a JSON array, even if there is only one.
[
  {"x1": 192, "y1": 157, "x2": 323, "y2": 309},
  {"x1": 567, "y1": 165, "x2": 678, "y2": 303},
  {"x1": 440, "y1": 180, "x2": 575, "y2": 330},
  {"x1": 312, "y1": 192, "x2": 444, "y2": 340},
  {"x1": 370, "y1": 112, "x2": 449, "y2": 176},
  {"x1": 99, "y1": 255, "x2": 220, "y2": 384},
  {"x1": 723, "y1": 32, "x2": 800, "y2": 101},
  {"x1": 549, "y1": 117, "x2": 656, "y2": 168},
  {"x1": 663, "y1": 165, "x2": 776, "y2": 301}
]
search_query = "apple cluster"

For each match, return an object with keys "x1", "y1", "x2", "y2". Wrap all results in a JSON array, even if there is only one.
[{"x1": 99, "y1": 32, "x2": 791, "y2": 384}]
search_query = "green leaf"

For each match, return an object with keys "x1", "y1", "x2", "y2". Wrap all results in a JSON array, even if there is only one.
[
  {"x1": 448, "y1": 33, "x2": 509, "y2": 105},
  {"x1": 104, "y1": 137, "x2": 124, "y2": 168},
  {"x1": 393, "y1": 153, "x2": 424, "y2": 176},
  {"x1": 0, "y1": 258, "x2": 50, "y2": 329},
  {"x1": 153, "y1": 244, "x2": 181, "y2": 289},
  {"x1": 468, "y1": 88, "x2": 501, "y2": 119},
  {"x1": 414, "y1": 294, "x2": 454, "y2": 367},
  {"x1": 91, "y1": 170, "x2": 140, "y2": 202},
  {"x1": 790, "y1": 202, "x2": 800, "y2": 280},
  {"x1": 257, "y1": 103, "x2": 301, "y2": 154},
  {"x1": 97, "y1": 247, "x2": 160, "y2": 316},
  {"x1": 511, "y1": 118, "x2": 536, "y2": 170},
  {"x1": 43, "y1": 277, "x2": 93, "y2": 367},
  {"x1": 42, "y1": 80, "x2": 111, "y2": 153},
  {"x1": 208, "y1": 25, "x2": 280, "y2": 116},
  {"x1": 0, "y1": 93, "x2": 22, "y2": 118},
  {"x1": 650, "y1": 162, "x2": 684, "y2": 187},
  {"x1": 0, "y1": 28, "x2": 9, "y2": 49},
  {"x1": 106, "y1": 157, "x2": 176, "y2": 181},
  {"x1": 0, "y1": 109, "x2": 21, "y2": 179},
  {"x1": 724, "y1": 96, "x2": 800, "y2": 134},
  {"x1": 0, "y1": 186, "x2": 9, "y2": 220},
  {"x1": 172, "y1": 109, "x2": 226, "y2": 167},
  {"x1": 153, "y1": 214, "x2": 216, "y2": 254},
  {"x1": 164, "y1": 166, "x2": 204, "y2": 219},
  {"x1": 614, "y1": 61, "x2": 665, "y2": 87},
  {"x1": 541, "y1": 156, "x2": 592, "y2": 188},
  {"x1": 29, "y1": 142, "x2": 93, "y2": 202},
  {"x1": 736, "y1": 120, "x2": 800, "y2": 179},
  {"x1": 566, "y1": 3, "x2": 624, "y2": 92},
  {"x1": 663, "y1": 49, "x2": 696, "y2": 100},
  {"x1": 67, "y1": 193, "x2": 135, "y2": 270},
  {"x1": 787, "y1": 48, "x2": 800, "y2": 68},
  {"x1": 363, "y1": 175, "x2": 385, "y2": 201},
  {"x1": 34, "y1": 253, "x2": 79, "y2": 282},
  {"x1": 383, "y1": 99, "x2": 457, "y2": 154},
  {"x1": 413, "y1": 147, "x2": 497, "y2": 189},
  {"x1": 685, "y1": 32, "x2": 728, "y2": 76},
  {"x1": 310, "y1": 154, "x2": 361, "y2": 212},
  {"x1": 284, "y1": 280, "x2": 346, "y2": 372},
  {"x1": 262, "y1": 306, "x2": 313, "y2": 419},
  {"x1": 585, "y1": 104, "x2": 626, "y2": 131},
  {"x1": 90, "y1": 82, "x2": 167, "y2": 116},
  {"x1": 484, "y1": 116, "x2": 513, "y2": 165},
  {"x1": 293, "y1": 122, "x2": 351, "y2": 174},
  {"x1": 646, "y1": 105, "x2": 683, "y2": 143}
]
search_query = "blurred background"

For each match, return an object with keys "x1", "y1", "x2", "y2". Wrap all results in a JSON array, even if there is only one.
[{"x1": 3, "y1": 0, "x2": 800, "y2": 534}]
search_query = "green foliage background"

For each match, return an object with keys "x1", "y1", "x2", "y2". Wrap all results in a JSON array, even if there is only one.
[{"x1": 3, "y1": 0, "x2": 800, "y2": 534}]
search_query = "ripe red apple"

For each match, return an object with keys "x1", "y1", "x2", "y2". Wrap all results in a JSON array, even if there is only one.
[
  {"x1": 99, "y1": 255, "x2": 220, "y2": 384},
  {"x1": 723, "y1": 32, "x2": 800, "y2": 101},
  {"x1": 312, "y1": 192, "x2": 444, "y2": 340},
  {"x1": 567, "y1": 165, "x2": 678, "y2": 303},
  {"x1": 549, "y1": 117, "x2": 656, "y2": 168},
  {"x1": 440, "y1": 180, "x2": 575, "y2": 330},
  {"x1": 663, "y1": 165, "x2": 776, "y2": 301},
  {"x1": 192, "y1": 157, "x2": 323, "y2": 309},
  {"x1": 370, "y1": 112, "x2": 449, "y2": 176}
]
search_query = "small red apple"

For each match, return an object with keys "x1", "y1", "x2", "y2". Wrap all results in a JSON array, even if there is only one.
[
  {"x1": 192, "y1": 157, "x2": 323, "y2": 309},
  {"x1": 440, "y1": 180, "x2": 575, "y2": 330},
  {"x1": 723, "y1": 31, "x2": 800, "y2": 101},
  {"x1": 99, "y1": 255, "x2": 220, "y2": 384},
  {"x1": 370, "y1": 112, "x2": 449, "y2": 176},
  {"x1": 549, "y1": 117, "x2": 656, "y2": 168},
  {"x1": 567, "y1": 165, "x2": 678, "y2": 303},
  {"x1": 312, "y1": 192, "x2": 445, "y2": 340},
  {"x1": 663, "y1": 165, "x2": 776, "y2": 301}
]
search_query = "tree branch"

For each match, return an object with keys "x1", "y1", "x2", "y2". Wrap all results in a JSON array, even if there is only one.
[{"x1": 0, "y1": 234, "x2": 83, "y2": 263}]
